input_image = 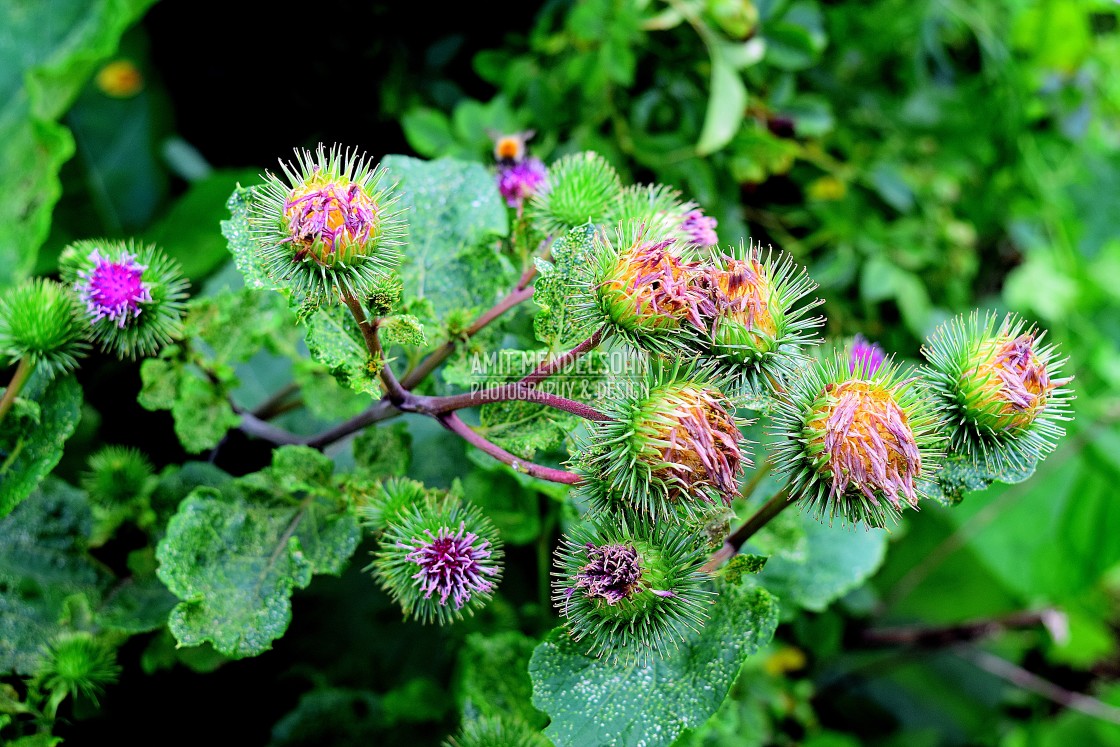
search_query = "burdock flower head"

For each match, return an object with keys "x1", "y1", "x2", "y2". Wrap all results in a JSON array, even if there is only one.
[
  {"x1": 922, "y1": 311, "x2": 1073, "y2": 470},
  {"x1": 0, "y1": 278, "x2": 88, "y2": 379},
  {"x1": 580, "y1": 362, "x2": 750, "y2": 521},
  {"x1": 60, "y1": 239, "x2": 188, "y2": 359},
  {"x1": 527, "y1": 151, "x2": 622, "y2": 236},
  {"x1": 552, "y1": 515, "x2": 713, "y2": 660},
  {"x1": 697, "y1": 242, "x2": 822, "y2": 392},
  {"x1": 581, "y1": 222, "x2": 712, "y2": 353},
  {"x1": 253, "y1": 144, "x2": 406, "y2": 304},
  {"x1": 371, "y1": 491, "x2": 503, "y2": 625},
  {"x1": 771, "y1": 352, "x2": 945, "y2": 527}
]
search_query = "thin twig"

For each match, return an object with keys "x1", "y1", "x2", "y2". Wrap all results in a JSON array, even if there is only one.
[
  {"x1": 958, "y1": 648, "x2": 1120, "y2": 725},
  {"x1": 343, "y1": 295, "x2": 408, "y2": 404},
  {"x1": 237, "y1": 399, "x2": 401, "y2": 449},
  {"x1": 860, "y1": 609, "x2": 1064, "y2": 649},
  {"x1": 437, "y1": 413, "x2": 581, "y2": 484},
  {"x1": 251, "y1": 381, "x2": 301, "y2": 420}
]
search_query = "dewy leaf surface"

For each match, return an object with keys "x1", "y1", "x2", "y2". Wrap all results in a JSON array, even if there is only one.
[
  {"x1": 0, "y1": 479, "x2": 107, "y2": 674},
  {"x1": 156, "y1": 447, "x2": 360, "y2": 658},
  {"x1": 304, "y1": 304, "x2": 380, "y2": 397},
  {"x1": 0, "y1": 373, "x2": 83, "y2": 518},
  {"x1": 380, "y1": 155, "x2": 512, "y2": 322},
  {"x1": 754, "y1": 512, "x2": 887, "y2": 613},
  {"x1": 530, "y1": 584, "x2": 779, "y2": 747}
]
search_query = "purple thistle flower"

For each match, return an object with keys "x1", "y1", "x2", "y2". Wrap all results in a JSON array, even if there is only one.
[
  {"x1": 817, "y1": 381, "x2": 922, "y2": 509},
  {"x1": 402, "y1": 522, "x2": 499, "y2": 610},
  {"x1": 283, "y1": 176, "x2": 378, "y2": 262},
  {"x1": 497, "y1": 157, "x2": 547, "y2": 210},
  {"x1": 574, "y1": 543, "x2": 642, "y2": 604},
  {"x1": 76, "y1": 249, "x2": 152, "y2": 328},
  {"x1": 680, "y1": 209, "x2": 719, "y2": 247},
  {"x1": 849, "y1": 334, "x2": 886, "y2": 377}
]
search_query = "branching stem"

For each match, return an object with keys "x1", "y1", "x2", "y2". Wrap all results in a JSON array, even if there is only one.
[
  {"x1": 703, "y1": 487, "x2": 793, "y2": 572},
  {"x1": 437, "y1": 413, "x2": 581, "y2": 484},
  {"x1": 0, "y1": 357, "x2": 34, "y2": 426}
]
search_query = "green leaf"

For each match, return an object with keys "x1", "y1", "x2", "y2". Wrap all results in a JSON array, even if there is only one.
[
  {"x1": 945, "y1": 441, "x2": 1120, "y2": 601},
  {"x1": 269, "y1": 687, "x2": 385, "y2": 747},
  {"x1": 457, "y1": 631, "x2": 547, "y2": 728},
  {"x1": 380, "y1": 155, "x2": 512, "y2": 324},
  {"x1": 304, "y1": 304, "x2": 380, "y2": 397},
  {"x1": 0, "y1": 479, "x2": 107, "y2": 674},
  {"x1": 0, "y1": 373, "x2": 83, "y2": 518},
  {"x1": 156, "y1": 447, "x2": 360, "y2": 658},
  {"x1": 352, "y1": 423, "x2": 412, "y2": 480},
  {"x1": 221, "y1": 185, "x2": 274, "y2": 291},
  {"x1": 697, "y1": 41, "x2": 748, "y2": 156},
  {"x1": 170, "y1": 374, "x2": 240, "y2": 454},
  {"x1": 400, "y1": 107, "x2": 457, "y2": 159},
  {"x1": 532, "y1": 225, "x2": 599, "y2": 348},
  {"x1": 0, "y1": 0, "x2": 155, "y2": 287},
  {"x1": 96, "y1": 575, "x2": 177, "y2": 635},
  {"x1": 530, "y1": 584, "x2": 779, "y2": 747},
  {"x1": 755, "y1": 512, "x2": 888, "y2": 613}
]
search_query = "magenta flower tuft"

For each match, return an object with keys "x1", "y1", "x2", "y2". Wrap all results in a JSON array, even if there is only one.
[
  {"x1": 402, "y1": 522, "x2": 499, "y2": 610},
  {"x1": 680, "y1": 209, "x2": 719, "y2": 247},
  {"x1": 849, "y1": 334, "x2": 886, "y2": 377},
  {"x1": 76, "y1": 249, "x2": 152, "y2": 328},
  {"x1": 497, "y1": 157, "x2": 547, "y2": 210},
  {"x1": 574, "y1": 543, "x2": 642, "y2": 604}
]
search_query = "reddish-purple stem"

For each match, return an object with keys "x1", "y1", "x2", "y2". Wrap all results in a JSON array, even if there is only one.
[{"x1": 437, "y1": 413, "x2": 581, "y2": 484}]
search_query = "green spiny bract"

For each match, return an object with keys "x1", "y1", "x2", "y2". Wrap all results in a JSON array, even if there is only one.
[
  {"x1": 356, "y1": 476, "x2": 437, "y2": 532},
  {"x1": 251, "y1": 143, "x2": 407, "y2": 306},
  {"x1": 769, "y1": 351, "x2": 946, "y2": 528},
  {"x1": 33, "y1": 632, "x2": 121, "y2": 707},
  {"x1": 0, "y1": 278, "x2": 88, "y2": 378},
  {"x1": 60, "y1": 239, "x2": 189, "y2": 359},
  {"x1": 921, "y1": 311, "x2": 1073, "y2": 472},
  {"x1": 551, "y1": 514, "x2": 714, "y2": 661},
  {"x1": 606, "y1": 183, "x2": 699, "y2": 245},
  {"x1": 692, "y1": 241, "x2": 823, "y2": 396},
  {"x1": 369, "y1": 489, "x2": 503, "y2": 625},
  {"x1": 444, "y1": 715, "x2": 550, "y2": 747},
  {"x1": 527, "y1": 151, "x2": 622, "y2": 236},
  {"x1": 81, "y1": 445, "x2": 154, "y2": 507},
  {"x1": 577, "y1": 361, "x2": 751, "y2": 522}
]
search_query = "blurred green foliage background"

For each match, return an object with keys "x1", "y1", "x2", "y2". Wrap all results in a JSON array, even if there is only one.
[{"x1": 3, "y1": 0, "x2": 1120, "y2": 744}]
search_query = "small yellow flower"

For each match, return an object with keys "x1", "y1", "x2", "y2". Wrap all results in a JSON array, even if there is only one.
[{"x1": 96, "y1": 60, "x2": 143, "y2": 98}]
